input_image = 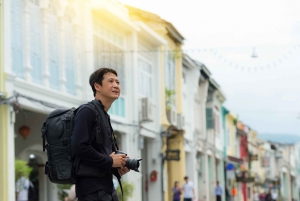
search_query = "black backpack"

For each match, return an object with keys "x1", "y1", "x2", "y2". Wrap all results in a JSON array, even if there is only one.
[{"x1": 41, "y1": 102, "x2": 100, "y2": 184}]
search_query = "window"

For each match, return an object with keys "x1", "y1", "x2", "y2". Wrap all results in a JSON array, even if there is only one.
[
  {"x1": 109, "y1": 98, "x2": 125, "y2": 118},
  {"x1": 214, "y1": 112, "x2": 219, "y2": 134},
  {"x1": 138, "y1": 58, "x2": 152, "y2": 97},
  {"x1": 206, "y1": 108, "x2": 214, "y2": 129},
  {"x1": 227, "y1": 128, "x2": 230, "y2": 147},
  {"x1": 93, "y1": 25, "x2": 125, "y2": 94},
  {"x1": 48, "y1": 3, "x2": 60, "y2": 90},
  {"x1": 11, "y1": 0, "x2": 23, "y2": 77},
  {"x1": 182, "y1": 72, "x2": 186, "y2": 84},
  {"x1": 65, "y1": 11, "x2": 76, "y2": 95},
  {"x1": 30, "y1": 0, "x2": 42, "y2": 84},
  {"x1": 93, "y1": 19, "x2": 125, "y2": 117},
  {"x1": 164, "y1": 52, "x2": 176, "y2": 91}
]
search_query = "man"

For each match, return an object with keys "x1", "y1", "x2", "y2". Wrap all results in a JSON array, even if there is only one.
[
  {"x1": 271, "y1": 189, "x2": 278, "y2": 201},
  {"x1": 182, "y1": 176, "x2": 195, "y2": 201},
  {"x1": 72, "y1": 68, "x2": 130, "y2": 201},
  {"x1": 214, "y1": 181, "x2": 223, "y2": 201},
  {"x1": 16, "y1": 176, "x2": 34, "y2": 201}
]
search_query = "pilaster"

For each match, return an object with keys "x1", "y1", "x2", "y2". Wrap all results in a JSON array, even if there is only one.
[
  {"x1": 74, "y1": 24, "x2": 82, "y2": 95},
  {"x1": 23, "y1": 1, "x2": 32, "y2": 82},
  {"x1": 41, "y1": 8, "x2": 50, "y2": 87},
  {"x1": 58, "y1": 16, "x2": 66, "y2": 92}
]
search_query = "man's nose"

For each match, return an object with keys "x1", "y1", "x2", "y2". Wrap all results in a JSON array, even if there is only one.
[{"x1": 113, "y1": 82, "x2": 119, "y2": 87}]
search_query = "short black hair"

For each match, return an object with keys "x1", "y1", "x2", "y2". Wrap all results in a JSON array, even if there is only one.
[
  {"x1": 184, "y1": 176, "x2": 188, "y2": 180},
  {"x1": 89, "y1": 68, "x2": 118, "y2": 97}
]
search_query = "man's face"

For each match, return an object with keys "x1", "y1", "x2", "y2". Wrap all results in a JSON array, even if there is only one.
[{"x1": 95, "y1": 72, "x2": 120, "y2": 100}]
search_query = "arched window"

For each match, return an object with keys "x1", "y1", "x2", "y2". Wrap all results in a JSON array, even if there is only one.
[
  {"x1": 10, "y1": 0, "x2": 23, "y2": 77},
  {"x1": 64, "y1": 9, "x2": 76, "y2": 95},
  {"x1": 30, "y1": 0, "x2": 42, "y2": 84},
  {"x1": 48, "y1": 1, "x2": 60, "y2": 90}
]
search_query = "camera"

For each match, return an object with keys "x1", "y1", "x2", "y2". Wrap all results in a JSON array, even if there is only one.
[{"x1": 115, "y1": 150, "x2": 142, "y2": 172}]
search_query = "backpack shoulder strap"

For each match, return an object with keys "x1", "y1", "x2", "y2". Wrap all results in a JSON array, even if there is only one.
[{"x1": 80, "y1": 103, "x2": 102, "y2": 144}]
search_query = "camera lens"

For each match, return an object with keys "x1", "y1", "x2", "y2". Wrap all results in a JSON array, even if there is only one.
[{"x1": 125, "y1": 158, "x2": 142, "y2": 172}]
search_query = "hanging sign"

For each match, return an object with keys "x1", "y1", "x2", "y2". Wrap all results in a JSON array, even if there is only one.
[
  {"x1": 250, "y1": 154, "x2": 258, "y2": 161},
  {"x1": 165, "y1": 150, "x2": 180, "y2": 161}
]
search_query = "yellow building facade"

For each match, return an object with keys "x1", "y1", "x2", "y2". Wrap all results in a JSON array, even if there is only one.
[
  {"x1": 225, "y1": 112, "x2": 237, "y2": 157},
  {"x1": 0, "y1": 0, "x2": 10, "y2": 200},
  {"x1": 126, "y1": 7, "x2": 185, "y2": 201},
  {"x1": 160, "y1": 28, "x2": 185, "y2": 201}
]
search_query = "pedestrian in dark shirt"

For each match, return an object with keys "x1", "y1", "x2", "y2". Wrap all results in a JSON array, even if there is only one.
[
  {"x1": 214, "y1": 181, "x2": 223, "y2": 201},
  {"x1": 71, "y1": 68, "x2": 130, "y2": 201},
  {"x1": 172, "y1": 181, "x2": 181, "y2": 201}
]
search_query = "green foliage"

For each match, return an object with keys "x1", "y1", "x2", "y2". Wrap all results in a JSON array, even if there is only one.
[
  {"x1": 116, "y1": 181, "x2": 134, "y2": 201},
  {"x1": 15, "y1": 158, "x2": 33, "y2": 181},
  {"x1": 165, "y1": 88, "x2": 176, "y2": 110},
  {"x1": 233, "y1": 117, "x2": 238, "y2": 125}
]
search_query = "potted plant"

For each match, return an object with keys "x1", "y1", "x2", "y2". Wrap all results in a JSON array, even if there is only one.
[{"x1": 116, "y1": 180, "x2": 134, "y2": 201}]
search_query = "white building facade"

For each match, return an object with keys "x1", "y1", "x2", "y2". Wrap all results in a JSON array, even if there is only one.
[{"x1": 4, "y1": 0, "x2": 165, "y2": 200}]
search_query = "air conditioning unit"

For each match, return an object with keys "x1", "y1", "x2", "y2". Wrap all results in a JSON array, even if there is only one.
[
  {"x1": 141, "y1": 98, "x2": 153, "y2": 122},
  {"x1": 167, "y1": 107, "x2": 177, "y2": 125},
  {"x1": 177, "y1": 114, "x2": 185, "y2": 129}
]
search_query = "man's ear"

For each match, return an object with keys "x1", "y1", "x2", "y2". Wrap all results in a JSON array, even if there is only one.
[{"x1": 94, "y1": 82, "x2": 101, "y2": 92}]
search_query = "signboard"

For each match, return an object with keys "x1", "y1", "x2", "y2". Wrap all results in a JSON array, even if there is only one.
[
  {"x1": 165, "y1": 149, "x2": 180, "y2": 161},
  {"x1": 236, "y1": 171, "x2": 255, "y2": 183},
  {"x1": 236, "y1": 176, "x2": 255, "y2": 183},
  {"x1": 261, "y1": 157, "x2": 270, "y2": 167},
  {"x1": 273, "y1": 180, "x2": 280, "y2": 187},
  {"x1": 250, "y1": 154, "x2": 258, "y2": 161}
]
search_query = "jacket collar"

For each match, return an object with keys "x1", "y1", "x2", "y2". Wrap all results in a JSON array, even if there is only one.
[{"x1": 94, "y1": 99, "x2": 105, "y2": 111}]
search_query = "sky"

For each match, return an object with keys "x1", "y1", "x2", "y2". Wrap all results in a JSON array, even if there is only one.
[{"x1": 120, "y1": 0, "x2": 300, "y2": 135}]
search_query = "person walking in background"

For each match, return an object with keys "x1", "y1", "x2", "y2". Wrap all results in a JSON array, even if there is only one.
[
  {"x1": 172, "y1": 181, "x2": 181, "y2": 201},
  {"x1": 265, "y1": 190, "x2": 272, "y2": 201},
  {"x1": 182, "y1": 176, "x2": 195, "y2": 201},
  {"x1": 271, "y1": 190, "x2": 278, "y2": 201},
  {"x1": 214, "y1": 181, "x2": 223, "y2": 201},
  {"x1": 253, "y1": 190, "x2": 259, "y2": 201},
  {"x1": 259, "y1": 190, "x2": 266, "y2": 201},
  {"x1": 15, "y1": 176, "x2": 34, "y2": 201},
  {"x1": 225, "y1": 187, "x2": 231, "y2": 201}
]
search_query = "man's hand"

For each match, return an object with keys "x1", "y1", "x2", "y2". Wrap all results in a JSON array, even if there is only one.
[
  {"x1": 118, "y1": 166, "x2": 130, "y2": 176},
  {"x1": 110, "y1": 152, "x2": 127, "y2": 168}
]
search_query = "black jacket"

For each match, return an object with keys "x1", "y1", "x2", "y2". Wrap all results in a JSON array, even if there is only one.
[{"x1": 71, "y1": 100, "x2": 119, "y2": 197}]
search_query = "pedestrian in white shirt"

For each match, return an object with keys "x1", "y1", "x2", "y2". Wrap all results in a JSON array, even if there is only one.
[
  {"x1": 182, "y1": 176, "x2": 195, "y2": 201},
  {"x1": 16, "y1": 176, "x2": 33, "y2": 201}
]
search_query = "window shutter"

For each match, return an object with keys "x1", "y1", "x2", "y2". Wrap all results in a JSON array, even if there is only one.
[{"x1": 206, "y1": 108, "x2": 214, "y2": 129}]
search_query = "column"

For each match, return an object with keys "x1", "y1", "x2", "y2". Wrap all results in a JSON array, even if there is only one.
[
  {"x1": 58, "y1": 16, "x2": 66, "y2": 92},
  {"x1": 205, "y1": 153, "x2": 210, "y2": 201},
  {"x1": 41, "y1": 8, "x2": 50, "y2": 87},
  {"x1": 23, "y1": 1, "x2": 32, "y2": 82},
  {"x1": 83, "y1": 0, "x2": 93, "y2": 99},
  {"x1": 74, "y1": 24, "x2": 82, "y2": 95}
]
